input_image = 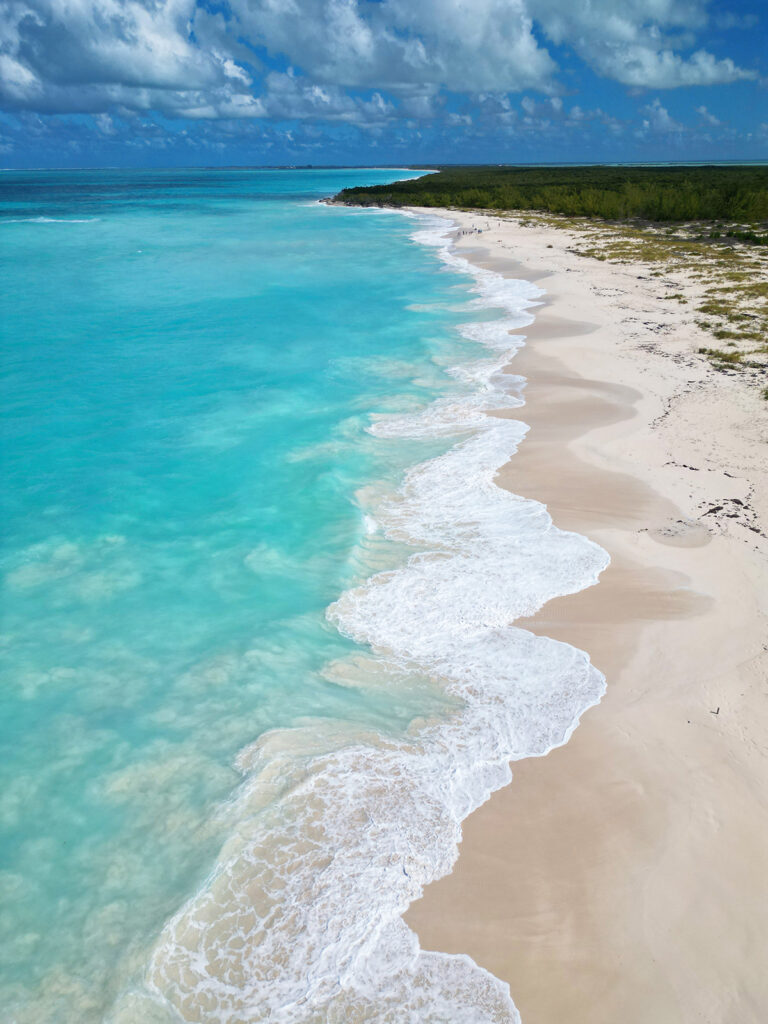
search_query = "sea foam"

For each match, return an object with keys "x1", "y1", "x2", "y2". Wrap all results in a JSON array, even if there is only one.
[
  {"x1": 123, "y1": 214, "x2": 609, "y2": 1024},
  {"x1": 3, "y1": 216, "x2": 100, "y2": 224}
]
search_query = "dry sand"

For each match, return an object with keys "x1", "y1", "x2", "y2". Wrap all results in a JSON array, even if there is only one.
[{"x1": 403, "y1": 210, "x2": 768, "y2": 1023}]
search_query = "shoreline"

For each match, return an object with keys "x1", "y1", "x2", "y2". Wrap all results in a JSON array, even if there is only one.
[
  {"x1": 404, "y1": 208, "x2": 768, "y2": 1022},
  {"x1": 136, "y1": 207, "x2": 610, "y2": 1023}
]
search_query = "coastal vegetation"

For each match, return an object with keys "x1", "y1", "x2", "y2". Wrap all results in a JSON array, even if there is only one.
[{"x1": 336, "y1": 165, "x2": 768, "y2": 226}]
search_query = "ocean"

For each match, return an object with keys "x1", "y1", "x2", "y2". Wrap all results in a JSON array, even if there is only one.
[{"x1": 0, "y1": 168, "x2": 607, "y2": 1022}]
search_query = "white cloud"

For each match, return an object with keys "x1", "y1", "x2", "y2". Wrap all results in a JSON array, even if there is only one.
[
  {"x1": 534, "y1": 0, "x2": 756, "y2": 88},
  {"x1": 521, "y1": 95, "x2": 563, "y2": 118},
  {"x1": 0, "y1": 0, "x2": 758, "y2": 127},
  {"x1": 95, "y1": 113, "x2": 116, "y2": 135},
  {"x1": 696, "y1": 104, "x2": 721, "y2": 126},
  {"x1": 600, "y1": 47, "x2": 755, "y2": 88},
  {"x1": 640, "y1": 97, "x2": 683, "y2": 132},
  {"x1": 0, "y1": 0, "x2": 255, "y2": 115},
  {"x1": 0, "y1": 52, "x2": 40, "y2": 100},
  {"x1": 228, "y1": 0, "x2": 558, "y2": 96},
  {"x1": 517, "y1": 94, "x2": 624, "y2": 135},
  {"x1": 255, "y1": 71, "x2": 395, "y2": 126}
]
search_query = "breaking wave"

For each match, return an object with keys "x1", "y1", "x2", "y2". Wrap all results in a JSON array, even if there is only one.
[{"x1": 116, "y1": 214, "x2": 608, "y2": 1024}]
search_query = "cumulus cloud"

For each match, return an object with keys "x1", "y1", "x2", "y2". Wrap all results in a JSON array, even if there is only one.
[
  {"x1": 596, "y1": 47, "x2": 755, "y2": 89},
  {"x1": 521, "y1": 95, "x2": 562, "y2": 118},
  {"x1": 0, "y1": 0, "x2": 559, "y2": 119},
  {"x1": 254, "y1": 71, "x2": 395, "y2": 127},
  {"x1": 696, "y1": 104, "x2": 722, "y2": 126},
  {"x1": 95, "y1": 113, "x2": 117, "y2": 135},
  {"x1": 0, "y1": 0, "x2": 258, "y2": 116},
  {"x1": 0, "y1": 0, "x2": 758, "y2": 128},
  {"x1": 640, "y1": 98, "x2": 683, "y2": 132},
  {"x1": 533, "y1": 0, "x2": 756, "y2": 88},
  {"x1": 518, "y1": 94, "x2": 624, "y2": 135},
  {"x1": 229, "y1": 0, "x2": 558, "y2": 95}
]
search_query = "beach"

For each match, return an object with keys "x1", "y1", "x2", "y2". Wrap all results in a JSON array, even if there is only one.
[{"x1": 404, "y1": 209, "x2": 768, "y2": 1022}]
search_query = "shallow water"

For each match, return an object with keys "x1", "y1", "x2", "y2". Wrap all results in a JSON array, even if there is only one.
[{"x1": 1, "y1": 170, "x2": 607, "y2": 1022}]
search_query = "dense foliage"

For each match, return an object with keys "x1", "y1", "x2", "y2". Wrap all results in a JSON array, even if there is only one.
[{"x1": 335, "y1": 166, "x2": 768, "y2": 224}]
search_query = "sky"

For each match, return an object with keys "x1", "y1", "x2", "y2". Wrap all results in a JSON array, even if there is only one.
[{"x1": 0, "y1": 0, "x2": 766, "y2": 167}]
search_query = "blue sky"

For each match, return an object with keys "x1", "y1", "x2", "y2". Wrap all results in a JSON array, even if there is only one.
[{"x1": 0, "y1": 0, "x2": 766, "y2": 167}]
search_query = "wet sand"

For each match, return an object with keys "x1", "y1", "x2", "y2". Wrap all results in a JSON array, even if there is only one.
[{"x1": 404, "y1": 212, "x2": 768, "y2": 1023}]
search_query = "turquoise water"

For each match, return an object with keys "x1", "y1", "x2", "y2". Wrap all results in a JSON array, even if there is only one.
[{"x1": 0, "y1": 169, "x2": 490, "y2": 1021}]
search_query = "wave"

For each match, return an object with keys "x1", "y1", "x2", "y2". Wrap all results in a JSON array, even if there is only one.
[
  {"x1": 3, "y1": 216, "x2": 100, "y2": 224},
  {"x1": 115, "y1": 214, "x2": 609, "y2": 1024}
]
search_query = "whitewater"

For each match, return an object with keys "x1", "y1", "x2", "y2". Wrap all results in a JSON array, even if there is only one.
[{"x1": 127, "y1": 216, "x2": 608, "y2": 1023}]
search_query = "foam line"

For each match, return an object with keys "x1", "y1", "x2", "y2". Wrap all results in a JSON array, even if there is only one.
[{"x1": 126, "y1": 212, "x2": 609, "y2": 1024}]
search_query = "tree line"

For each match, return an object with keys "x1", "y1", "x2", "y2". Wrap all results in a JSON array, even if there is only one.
[{"x1": 334, "y1": 165, "x2": 768, "y2": 225}]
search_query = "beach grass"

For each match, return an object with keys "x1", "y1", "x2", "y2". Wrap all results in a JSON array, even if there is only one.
[{"x1": 484, "y1": 210, "x2": 768, "y2": 387}]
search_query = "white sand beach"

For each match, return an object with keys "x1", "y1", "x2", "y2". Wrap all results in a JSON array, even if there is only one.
[{"x1": 405, "y1": 209, "x2": 768, "y2": 1023}]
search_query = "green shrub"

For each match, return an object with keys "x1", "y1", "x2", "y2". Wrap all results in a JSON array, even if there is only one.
[{"x1": 336, "y1": 166, "x2": 768, "y2": 225}]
